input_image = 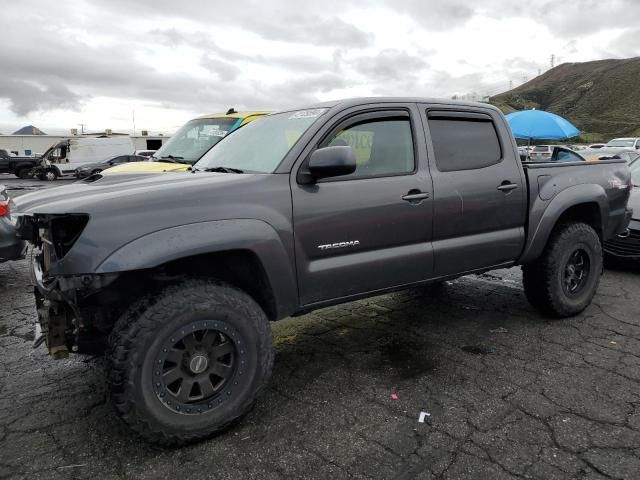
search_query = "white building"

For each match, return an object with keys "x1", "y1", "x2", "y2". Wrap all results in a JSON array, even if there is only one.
[{"x1": 0, "y1": 132, "x2": 169, "y2": 157}]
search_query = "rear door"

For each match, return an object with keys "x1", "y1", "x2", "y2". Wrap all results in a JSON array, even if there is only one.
[
  {"x1": 420, "y1": 106, "x2": 526, "y2": 276},
  {"x1": 291, "y1": 104, "x2": 434, "y2": 305}
]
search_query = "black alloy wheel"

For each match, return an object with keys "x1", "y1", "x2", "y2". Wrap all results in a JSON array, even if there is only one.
[
  {"x1": 563, "y1": 249, "x2": 590, "y2": 296},
  {"x1": 154, "y1": 320, "x2": 239, "y2": 414}
]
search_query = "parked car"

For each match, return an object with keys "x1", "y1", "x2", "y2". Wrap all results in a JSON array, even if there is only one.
[
  {"x1": 524, "y1": 146, "x2": 587, "y2": 163},
  {"x1": 106, "y1": 110, "x2": 270, "y2": 175},
  {"x1": 75, "y1": 154, "x2": 149, "y2": 178},
  {"x1": 0, "y1": 149, "x2": 38, "y2": 179},
  {"x1": 14, "y1": 97, "x2": 632, "y2": 445},
  {"x1": 581, "y1": 149, "x2": 638, "y2": 163},
  {"x1": 605, "y1": 137, "x2": 640, "y2": 150},
  {"x1": 528, "y1": 145, "x2": 553, "y2": 159},
  {"x1": 604, "y1": 157, "x2": 640, "y2": 260},
  {"x1": 612, "y1": 151, "x2": 640, "y2": 164},
  {"x1": 0, "y1": 185, "x2": 25, "y2": 263}
]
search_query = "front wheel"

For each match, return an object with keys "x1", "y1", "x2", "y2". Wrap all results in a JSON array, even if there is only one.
[
  {"x1": 522, "y1": 222, "x2": 602, "y2": 317},
  {"x1": 37, "y1": 168, "x2": 58, "y2": 181},
  {"x1": 108, "y1": 279, "x2": 273, "y2": 446}
]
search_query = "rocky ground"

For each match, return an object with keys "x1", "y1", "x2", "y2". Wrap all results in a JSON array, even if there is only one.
[{"x1": 1, "y1": 175, "x2": 639, "y2": 479}]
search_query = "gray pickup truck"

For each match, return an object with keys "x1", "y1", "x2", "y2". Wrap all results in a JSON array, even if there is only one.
[{"x1": 14, "y1": 98, "x2": 632, "y2": 445}]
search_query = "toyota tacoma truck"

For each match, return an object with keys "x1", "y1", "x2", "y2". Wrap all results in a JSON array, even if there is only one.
[{"x1": 13, "y1": 98, "x2": 632, "y2": 445}]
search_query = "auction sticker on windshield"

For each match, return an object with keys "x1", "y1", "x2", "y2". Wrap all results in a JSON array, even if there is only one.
[{"x1": 288, "y1": 109, "x2": 326, "y2": 120}]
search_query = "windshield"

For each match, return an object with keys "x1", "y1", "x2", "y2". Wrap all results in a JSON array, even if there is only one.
[
  {"x1": 606, "y1": 139, "x2": 635, "y2": 148},
  {"x1": 194, "y1": 109, "x2": 328, "y2": 173},
  {"x1": 153, "y1": 117, "x2": 238, "y2": 164}
]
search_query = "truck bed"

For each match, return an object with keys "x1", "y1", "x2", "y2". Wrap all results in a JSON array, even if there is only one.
[{"x1": 519, "y1": 159, "x2": 631, "y2": 263}]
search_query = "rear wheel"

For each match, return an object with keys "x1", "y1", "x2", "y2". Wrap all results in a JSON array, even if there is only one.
[
  {"x1": 15, "y1": 167, "x2": 32, "y2": 179},
  {"x1": 522, "y1": 222, "x2": 602, "y2": 317},
  {"x1": 108, "y1": 279, "x2": 273, "y2": 446}
]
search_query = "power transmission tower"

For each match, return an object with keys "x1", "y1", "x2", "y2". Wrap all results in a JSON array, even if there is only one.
[
  {"x1": 550, "y1": 54, "x2": 555, "y2": 69},
  {"x1": 509, "y1": 80, "x2": 513, "y2": 90}
]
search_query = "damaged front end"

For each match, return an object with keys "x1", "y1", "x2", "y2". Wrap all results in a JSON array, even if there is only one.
[{"x1": 18, "y1": 214, "x2": 119, "y2": 358}]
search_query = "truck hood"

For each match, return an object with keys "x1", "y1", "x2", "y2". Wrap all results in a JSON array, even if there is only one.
[{"x1": 13, "y1": 172, "x2": 258, "y2": 215}]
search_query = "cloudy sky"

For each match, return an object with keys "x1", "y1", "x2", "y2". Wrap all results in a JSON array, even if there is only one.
[{"x1": 1, "y1": 0, "x2": 639, "y2": 135}]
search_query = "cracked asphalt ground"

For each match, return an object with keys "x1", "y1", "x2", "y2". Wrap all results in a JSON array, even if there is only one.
[{"x1": 1, "y1": 176, "x2": 640, "y2": 479}]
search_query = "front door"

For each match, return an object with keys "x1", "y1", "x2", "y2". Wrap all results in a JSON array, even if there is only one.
[{"x1": 291, "y1": 107, "x2": 434, "y2": 306}]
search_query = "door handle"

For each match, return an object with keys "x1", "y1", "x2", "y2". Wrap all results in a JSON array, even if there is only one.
[
  {"x1": 402, "y1": 191, "x2": 430, "y2": 202},
  {"x1": 497, "y1": 182, "x2": 518, "y2": 192}
]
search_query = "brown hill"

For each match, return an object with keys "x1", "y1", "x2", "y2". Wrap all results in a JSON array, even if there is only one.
[{"x1": 491, "y1": 57, "x2": 640, "y2": 142}]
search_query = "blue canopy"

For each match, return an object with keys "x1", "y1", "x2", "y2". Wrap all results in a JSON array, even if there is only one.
[{"x1": 505, "y1": 109, "x2": 580, "y2": 140}]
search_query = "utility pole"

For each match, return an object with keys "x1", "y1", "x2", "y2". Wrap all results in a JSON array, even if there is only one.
[
  {"x1": 509, "y1": 80, "x2": 513, "y2": 90},
  {"x1": 132, "y1": 109, "x2": 136, "y2": 136},
  {"x1": 550, "y1": 53, "x2": 555, "y2": 69},
  {"x1": 78, "y1": 123, "x2": 86, "y2": 135}
]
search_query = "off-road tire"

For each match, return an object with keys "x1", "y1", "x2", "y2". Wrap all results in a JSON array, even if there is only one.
[
  {"x1": 15, "y1": 167, "x2": 31, "y2": 179},
  {"x1": 522, "y1": 222, "x2": 602, "y2": 317},
  {"x1": 107, "y1": 279, "x2": 273, "y2": 446}
]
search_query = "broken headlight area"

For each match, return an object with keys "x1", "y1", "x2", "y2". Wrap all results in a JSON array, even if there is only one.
[
  {"x1": 21, "y1": 213, "x2": 120, "y2": 358},
  {"x1": 32, "y1": 265, "x2": 121, "y2": 359},
  {"x1": 17, "y1": 213, "x2": 89, "y2": 269}
]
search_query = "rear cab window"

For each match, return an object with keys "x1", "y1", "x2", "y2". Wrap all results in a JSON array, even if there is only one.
[{"x1": 426, "y1": 110, "x2": 502, "y2": 172}]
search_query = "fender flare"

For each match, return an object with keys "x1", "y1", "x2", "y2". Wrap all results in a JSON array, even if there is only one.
[
  {"x1": 95, "y1": 219, "x2": 298, "y2": 318},
  {"x1": 519, "y1": 184, "x2": 609, "y2": 263}
]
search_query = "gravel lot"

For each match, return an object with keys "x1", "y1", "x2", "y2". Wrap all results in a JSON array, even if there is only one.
[{"x1": 1, "y1": 175, "x2": 640, "y2": 479}]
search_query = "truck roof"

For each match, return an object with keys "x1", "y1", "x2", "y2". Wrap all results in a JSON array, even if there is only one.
[{"x1": 288, "y1": 97, "x2": 503, "y2": 113}]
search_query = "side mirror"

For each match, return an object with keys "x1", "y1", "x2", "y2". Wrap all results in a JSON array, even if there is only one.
[{"x1": 307, "y1": 146, "x2": 356, "y2": 181}]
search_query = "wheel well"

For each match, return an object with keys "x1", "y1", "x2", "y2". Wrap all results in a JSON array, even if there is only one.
[
  {"x1": 157, "y1": 250, "x2": 278, "y2": 321},
  {"x1": 556, "y1": 202, "x2": 602, "y2": 240}
]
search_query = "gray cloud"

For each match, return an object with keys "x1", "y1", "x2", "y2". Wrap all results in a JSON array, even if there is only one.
[
  {"x1": 99, "y1": 0, "x2": 373, "y2": 48},
  {"x1": 1, "y1": 0, "x2": 639, "y2": 124},
  {"x1": 0, "y1": 78, "x2": 82, "y2": 116},
  {"x1": 607, "y1": 28, "x2": 640, "y2": 58},
  {"x1": 354, "y1": 50, "x2": 429, "y2": 82},
  {"x1": 388, "y1": 0, "x2": 475, "y2": 30},
  {"x1": 201, "y1": 56, "x2": 241, "y2": 82}
]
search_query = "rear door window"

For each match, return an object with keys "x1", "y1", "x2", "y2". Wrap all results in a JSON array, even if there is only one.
[{"x1": 427, "y1": 112, "x2": 502, "y2": 172}]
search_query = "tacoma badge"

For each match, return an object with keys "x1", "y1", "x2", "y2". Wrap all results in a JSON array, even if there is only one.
[{"x1": 317, "y1": 240, "x2": 360, "y2": 250}]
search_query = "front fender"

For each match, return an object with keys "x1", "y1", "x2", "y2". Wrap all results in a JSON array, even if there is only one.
[
  {"x1": 519, "y1": 184, "x2": 609, "y2": 264},
  {"x1": 96, "y1": 219, "x2": 298, "y2": 317}
]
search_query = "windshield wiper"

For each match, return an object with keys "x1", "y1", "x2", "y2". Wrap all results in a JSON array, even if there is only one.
[
  {"x1": 198, "y1": 166, "x2": 244, "y2": 173},
  {"x1": 158, "y1": 155, "x2": 186, "y2": 164}
]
